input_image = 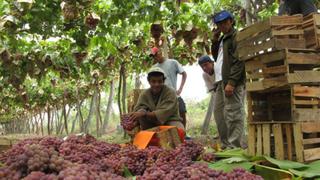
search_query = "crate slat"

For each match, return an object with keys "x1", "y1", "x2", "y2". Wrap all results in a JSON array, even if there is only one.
[
  {"x1": 248, "y1": 85, "x2": 320, "y2": 122},
  {"x1": 293, "y1": 109, "x2": 320, "y2": 122},
  {"x1": 249, "y1": 122, "x2": 320, "y2": 162},
  {"x1": 237, "y1": 15, "x2": 304, "y2": 60},
  {"x1": 262, "y1": 124, "x2": 271, "y2": 156},
  {"x1": 284, "y1": 124, "x2": 293, "y2": 160},
  {"x1": 248, "y1": 124, "x2": 256, "y2": 155},
  {"x1": 273, "y1": 124, "x2": 285, "y2": 160},
  {"x1": 303, "y1": 13, "x2": 320, "y2": 49},
  {"x1": 304, "y1": 148, "x2": 320, "y2": 162},
  {"x1": 293, "y1": 123, "x2": 304, "y2": 162},
  {"x1": 288, "y1": 71, "x2": 320, "y2": 84},
  {"x1": 245, "y1": 49, "x2": 320, "y2": 92},
  {"x1": 303, "y1": 138, "x2": 320, "y2": 145}
]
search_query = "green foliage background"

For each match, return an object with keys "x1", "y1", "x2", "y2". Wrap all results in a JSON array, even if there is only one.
[{"x1": 0, "y1": 0, "x2": 285, "y2": 123}]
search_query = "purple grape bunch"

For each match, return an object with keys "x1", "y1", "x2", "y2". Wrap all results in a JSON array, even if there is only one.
[{"x1": 120, "y1": 114, "x2": 137, "y2": 131}]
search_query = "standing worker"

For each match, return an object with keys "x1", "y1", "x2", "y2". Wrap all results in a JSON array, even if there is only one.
[
  {"x1": 150, "y1": 47, "x2": 188, "y2": 128},
  {"x1": 278, "y1": 0, "x2": 317, "y2": 16},
  {"x1": 210, "y1": 10, "x2": 246, "y2": 149}
]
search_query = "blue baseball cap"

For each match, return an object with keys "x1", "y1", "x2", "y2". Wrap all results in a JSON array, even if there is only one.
[
  {"x1": 198, "y1": 55, "x2": 214, "y2": 65},
  {"x1": 213, "y1": 10, "x2": 234, "y2": 24}
]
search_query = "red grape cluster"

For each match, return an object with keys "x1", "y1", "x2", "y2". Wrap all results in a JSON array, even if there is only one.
[
  {"x1": 58, "y1": 164, "x2": 125, "y2": 180},
  {"x1": 100, "y1": 154, "x2": 125, "y2": 175},
  {"x1": 144, "y1": 146, "x2": 165, "y2": 168},
  {"x1": 64, "y1": 134, "x2": 96, "y2": 144},
  {"x1": 0, "y1": 135, "x2": 263, "y2": 180},
  {"x1": 120, "y1": 114, "x2": 137, "y2": 131},
  {"x1": 0, "y1": 138, "x2": 41, "y2": 165},
  {"x1": 139, "y1": 163, "x2": 263, "y2": 180},
  {"x1": 227, "y1": 168, "x2": 264, "y2": 180},
  {"x1": 121, "y1": 148, "x2": 148, "y2": 175},
  {"x1": 39, "y1": 137, "x2": 63, "y2": 151},
  {"x1": 4, "y1": 143, "x2": 67, "y2": 176},
  {"x1": 145, "y1": 146, "x2": 164, "y2": 159},
  {"x1": 23, "y1": 171, "x2": 57, "y2": 180},
  {"x1": 201, "y1": 152, "x2": 216, "y2": 162},
  {"x1": 24, "y1": 144, "x2": 50, "y2": 172},
  {"x1": 0, "y1": 167, "x2": 21, "y2": 180},
  {"x1": 141, "y1": 149, "x2": 193, "y2": 178},
  {"x1": 59, "y1": 135, "x2": 109, "y2": 165},
  {"x1": 91, "y1": 141, "x2": 121, "y2": 156},
  {"x1": 85, "y1": 13, "x2": 100, "y2": 29},
  {"x1": 101, "y1": 145, "x2": 149, "y2": 176},
  {"x1": 59, "y1": 142, "x2": 103, "y2": 164},
  {"x1": 175, "y1": 140, "x2": 204, "y2": 161},
  {"x1": 48, "y1": 150, "x2": 70, "y2": 173}
]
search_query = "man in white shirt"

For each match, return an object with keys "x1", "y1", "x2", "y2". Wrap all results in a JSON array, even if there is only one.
[
  {"x1": 198, "y1": 55, "x2": 230, "y2": 147},
  {"x1": 150, "y1": 47, "x2": 188, "y2": 128},
  {"x1": 198, "y1": 55, "x2": 216, "y2": 93}
]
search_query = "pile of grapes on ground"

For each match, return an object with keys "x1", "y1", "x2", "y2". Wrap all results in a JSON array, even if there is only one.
[{"x1": 0, "y1": 134, "x2": 263, "y2": 180}]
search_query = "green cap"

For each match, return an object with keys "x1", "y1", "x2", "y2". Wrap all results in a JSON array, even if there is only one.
[{"x1": 147, "y1": 67, "x2": 166, "y2": 78}]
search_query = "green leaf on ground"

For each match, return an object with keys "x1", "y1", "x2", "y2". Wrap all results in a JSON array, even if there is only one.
[
  {"x1": 207, "y1": 159, "x2": 254, "y2": 172},
  {"x1": 255, "y1": 164, "x2": 295, "y2": 180},
  {"x1": 248, "y1": 155, "x2": 266, "y2": 162},
  {"x1": 220, "y1": 156, "x2": 248, "y2": 164},
  {"x1": 214, "y1": 148, "x2": 246, "y2": 158},
  {"x1": 264, "y1": 156, "x2": 308, "y2": 170},
  {"x1": 289, "y1": 160, "x2": 320, "y2": 179},
  {"x1": 123, "y1": 167, "x2": 133, "y2": 177}
]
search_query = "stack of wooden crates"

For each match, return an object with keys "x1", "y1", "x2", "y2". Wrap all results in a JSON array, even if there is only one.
[{"x1": 237, "y1": 14, "x2": 320, "y2": 162}]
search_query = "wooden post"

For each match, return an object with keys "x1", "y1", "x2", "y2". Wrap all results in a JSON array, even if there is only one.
[
  {"x1": 247, "y1": 92, "x2": 253, "y2": 122},
  {"x1": 262, "y1": 124, "x2": 271, "y2": 156},
  {"x1": 284, "y1": 124, "x2": 293, "y2": 160},
  {"x1": 273, "y1": 124, "x2": 284, "y2": 160},
  {"x1": 257, "y1": 125, "x2": 263, "y2": 155},
  {"x1": 293, "y1": 123, "x2": 304, "y2": 162},
  {"x1": 248, "y1": 124, "x2": 256, "y2": 155}
]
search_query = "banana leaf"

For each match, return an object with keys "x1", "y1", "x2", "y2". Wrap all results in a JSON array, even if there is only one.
[
  {"x1": 214, "y1": 148, "x2": 247, "y2": 158},
  {"x1": 264, "y1": 156, "x2": 308, "y2": 170},
  {"x1": 255, "y1": 164, "x2": 295, "y2": 180},
  {"x1": 289, "y1": 160, "x2": 320, "y2": 179},
  {"x1": 207, "y1": 157, "x2": 254, "y2": 172},
  {"x1": 123, "y1": 167, "x2": 134, "y2": 178}
]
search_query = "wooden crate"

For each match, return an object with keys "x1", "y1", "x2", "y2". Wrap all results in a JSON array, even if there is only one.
[
  {"x1": 248, "y1": 122, "x2": 320, "y2": 162},
  {"x1": 154, "y1": 126, "x2": 182, "y2": 149},
  {"x1": 303, "y1": 13, "x2": 320, "y2": 49},
  {"x1": 245, "y1": 49, "x2": 320, "y2": 92},
  {"x1": 294, "y1": 122, "x2": 320, "y2": 162},
  {"x1": 248, "y1": 122, "x2": 296, "y2": 160},
  {"x1": 247, "y1": 84, "x2": 320, "y2": 122},
  {"x1": 0, "y1": 138, "x2": 12, "y2": 153},
  {"x1": 133, "y1": 126, "x2": 182, "y2": 149},
  {"x1": 237, "y1": 15, "x2": 305, "y2": 61}
]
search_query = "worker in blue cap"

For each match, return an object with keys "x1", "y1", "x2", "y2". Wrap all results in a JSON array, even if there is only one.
[{"x1": 209, "y1": 10, "x2": 246, "y2": 149}]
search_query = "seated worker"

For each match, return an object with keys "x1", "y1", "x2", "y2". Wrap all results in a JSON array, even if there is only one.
[
  {"x1": 278, "y1": 0, "x2": 317, "y2": 16},
  {"x1": 129, "y1": 67, "x2": 185, "y2": 131}
]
